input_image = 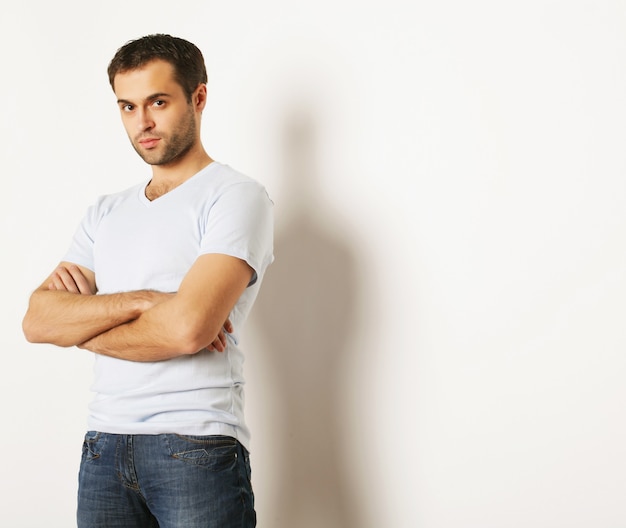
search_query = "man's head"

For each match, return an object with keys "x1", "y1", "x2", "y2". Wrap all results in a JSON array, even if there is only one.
[
  {"x1": 107, "y1": 34, "x2": 207, "y2": 102},
  {"x1": 109, "y1": 35, "x2": 210, "y2": 168}
]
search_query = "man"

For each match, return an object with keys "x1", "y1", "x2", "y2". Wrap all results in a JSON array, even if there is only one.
[{"x1": 22, "y1": 34, "x2": 273, "y2": 528}]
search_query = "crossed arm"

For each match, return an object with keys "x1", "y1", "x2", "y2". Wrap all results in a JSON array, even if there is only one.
[{"x1": 22, "y1": 253, "x2": 253, "y2": 362}]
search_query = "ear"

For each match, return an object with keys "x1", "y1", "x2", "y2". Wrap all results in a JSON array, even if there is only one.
[{"x1": 194, "y1": 84, "x2": 208, "y2": 111}]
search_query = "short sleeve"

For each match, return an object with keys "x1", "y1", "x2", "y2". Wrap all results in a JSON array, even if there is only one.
[
  {"x1": 62, "y1": 201, "x2": 102, "y2": 272},
  {"x1": 200, "y1": 181, "x2": 274, "y2": 286}
]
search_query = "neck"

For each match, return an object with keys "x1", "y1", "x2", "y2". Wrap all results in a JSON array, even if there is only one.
[{"x1": 146, "y1": 148, "x2": 213, "y2": 201}]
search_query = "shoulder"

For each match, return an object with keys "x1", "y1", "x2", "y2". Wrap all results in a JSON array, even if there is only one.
[
  {"x1": 188, "y1": 163, "x2": 273, "y2": 215},
  {"x1": 203, "y1": 162, "x2": 269, "y2": 195},
  {"x1": 96, "y1": 180, "x2": 146, "y2": 206},
  {"x1": 81, "y1": 180, "x2": 146, "y2": 223}
]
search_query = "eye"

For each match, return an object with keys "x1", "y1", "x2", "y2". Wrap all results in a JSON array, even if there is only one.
[
  {"x1": 121, "y1": 103, "x2": 134, "y2": 112},
  {"x1": 153, "y1": 99, "x2": 166, "y2": 108}
]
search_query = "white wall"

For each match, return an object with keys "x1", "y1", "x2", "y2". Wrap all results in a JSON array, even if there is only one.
[{"x1": 2, "y1": 1, "x2": 625, "y2": 526}]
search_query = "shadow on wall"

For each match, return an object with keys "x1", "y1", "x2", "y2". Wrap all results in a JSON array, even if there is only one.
[{"x1": 253, "y1": 107, "x2": 364, "y2": 527}]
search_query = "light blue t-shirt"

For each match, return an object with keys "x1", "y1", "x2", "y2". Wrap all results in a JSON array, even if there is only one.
[{"x1": 63, "y1": 162, "x2": 274, "y2": 450}]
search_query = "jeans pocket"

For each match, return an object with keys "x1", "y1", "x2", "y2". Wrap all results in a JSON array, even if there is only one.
[
  {"x1": 81, "y1": 431, "x2": 107, "y2": 461},
  {"x1": 165, "y1": 434, "x2": 239, "y2": 471}
]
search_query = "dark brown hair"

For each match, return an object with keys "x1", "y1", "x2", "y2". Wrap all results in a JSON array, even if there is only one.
[{"x1": 107, "y1": 34, "x2": 207, "y2": 102}]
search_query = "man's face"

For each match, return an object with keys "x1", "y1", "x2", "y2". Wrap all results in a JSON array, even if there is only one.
[{"x1": 113, "y1": 60, "x2": 198, "y2": 166}]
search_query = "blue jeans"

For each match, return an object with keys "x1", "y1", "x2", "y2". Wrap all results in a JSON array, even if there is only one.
[{"x1": 77, "y1": 432, "x2": 256, "y2": 528}]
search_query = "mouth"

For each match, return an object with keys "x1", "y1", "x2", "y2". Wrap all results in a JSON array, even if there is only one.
[{"x1": 138, "y1": 138, "x2": 160, "y2": 149}]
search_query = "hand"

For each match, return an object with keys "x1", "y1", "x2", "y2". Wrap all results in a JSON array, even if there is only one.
[
  {"x1": 207, "y1": 318, "x2": 234, "y2": 353},
  {"x1": 47, "y1": 264, "x2": 95, "y2": 295}
]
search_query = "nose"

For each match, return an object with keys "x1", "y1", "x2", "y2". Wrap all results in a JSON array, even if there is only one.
[{"x1": 136, "y1": 108, "x2": 155, "y2": 132}]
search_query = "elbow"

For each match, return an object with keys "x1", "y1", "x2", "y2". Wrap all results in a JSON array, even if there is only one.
[
  {"x1": 177, "y1": 332, "x2": 209, "y2": 356},
  {"x1": 22, "y1": 323, "x2": 51, "y2": 345},
  {"x1": 22, "y1": 313, "x2": 71, "y2": 347},
  {"x1": 175, "y1": 319, "x2": 218, "y2": 356},
  {"x1": 22, "y1": 314, "x2": 41, "y2": 344},
  {"x1": 22, "y1": 298, "x2": 48, "y2": 344}
]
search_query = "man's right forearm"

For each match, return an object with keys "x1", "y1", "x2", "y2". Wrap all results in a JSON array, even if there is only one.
[{"x1": 22, "y1": 289, "x2": 169, "y2": 347}]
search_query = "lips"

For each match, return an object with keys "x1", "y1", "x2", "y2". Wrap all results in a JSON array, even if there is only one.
[{"x1": 138, "y1": 138, "x2": 160, "y2": 149}]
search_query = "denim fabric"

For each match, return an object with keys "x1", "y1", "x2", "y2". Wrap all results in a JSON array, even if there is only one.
[{"x1": 77, "y1": 432, "x2": 256, "y2": 528}]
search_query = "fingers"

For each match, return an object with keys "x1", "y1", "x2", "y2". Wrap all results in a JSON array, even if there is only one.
[
  {"x1": 48, "y1": 266, "x2": 80, "y2": 293},
  {"x1": 207, "y1": 330, "x2": 227, "y2": 352},
  {"x1": 68, "y1": 264, "x2": 96, "y2": 295},
  {"x1": 47, "y1": 265, "x2": 95, "y2": 295},
  {"x1": 206, "y1": 324, "x2": 232, "y2": 353}
]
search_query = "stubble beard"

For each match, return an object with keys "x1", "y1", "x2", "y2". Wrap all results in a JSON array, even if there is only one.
[{"x1": 131, "y1": 106, "x2": 197, "y2": 166}]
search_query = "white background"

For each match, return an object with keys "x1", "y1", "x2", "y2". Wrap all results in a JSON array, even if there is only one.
[{"x1": 2, "y1": 1, "x2": 625, "y2": 526}]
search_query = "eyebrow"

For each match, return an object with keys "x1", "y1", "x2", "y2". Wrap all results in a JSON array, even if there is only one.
[{"x1": 117, "y1": 92, "x2": 172, "y2": 105}]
